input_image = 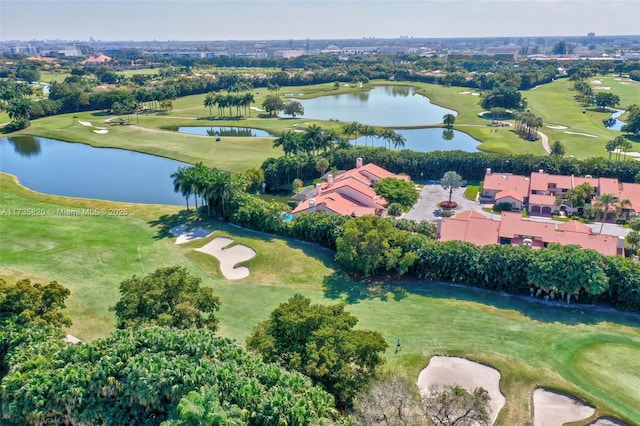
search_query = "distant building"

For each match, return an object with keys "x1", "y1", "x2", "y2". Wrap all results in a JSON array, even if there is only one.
[
  {"x1": 80, "y1": 53, "x2": 112, "y2": 65},
  {"x1": 273, "y1": 49, "x2": 306, "y2": 59}
]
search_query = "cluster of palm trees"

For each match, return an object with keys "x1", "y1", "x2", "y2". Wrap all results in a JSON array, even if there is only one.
[
  {"x1": 170, "y1": 163, "x2": 233, "y2": 217},
  {"x1": 341, "y1": 121, "x2": 406, "y2": 149},
  {"x1": 606, "y1": 135, "x2": 633, "y2": 161},
  {"x1": 203, "y1": 91, "x2": 255, "y2": 118},
  {"x1": 273, "y1": 124, "x2": 347, "y2": 157},
  {"x1": 513, "y1": 111, "x2": 543, "y2": 140}
]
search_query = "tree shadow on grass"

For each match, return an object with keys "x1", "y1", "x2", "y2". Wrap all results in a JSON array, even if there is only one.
[
  {"x1": 323, "y1": 274, "x2": 640, "y2": 328},
  {"x1": 148, "y1": 209, "x2": 209, "y2": 240},
  {"x1": 322, "y1": 273, "x2": 410, "y2": 304}
]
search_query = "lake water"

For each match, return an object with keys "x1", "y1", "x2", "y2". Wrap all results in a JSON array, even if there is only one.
[
  {"x1": 0, "y1": 136, "x2": 189, "y2": 205},
  {"x1": 353, "y1": 128, "x2": 478, "y2": 152},
  {"x1": 177, "y1": 126, "x2": 274, "y2": 137},
  {"x1": 284, "y1": 85, "x2": 457, "y2": 126}
]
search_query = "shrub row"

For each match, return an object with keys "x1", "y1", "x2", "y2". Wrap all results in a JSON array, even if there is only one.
[{"x1": 261, "y1": 148, "x2": 640, "y2": 189}]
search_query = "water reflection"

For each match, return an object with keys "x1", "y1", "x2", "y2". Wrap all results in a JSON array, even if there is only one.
[
  {"x1": 442, "y1": 129, "x2": 455, "y2": 141},
  {"x1": 178, "y1": 126, "x2": 273, "y2": 137},
  {"x1": 6, "y1": 136, "x2": 41, "y2": 157}
]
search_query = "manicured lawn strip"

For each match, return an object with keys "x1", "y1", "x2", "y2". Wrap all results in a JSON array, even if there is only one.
[
  {"x1": 13, "y1": 113, "x2": 282, "y2": 173},
  {"x1": 2, "y1": 173, "x2": 640, "y2": 423}
]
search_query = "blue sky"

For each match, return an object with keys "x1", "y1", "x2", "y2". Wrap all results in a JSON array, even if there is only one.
[{"x1": 1, "y1": 0, "x2": 639, "y2": 41}]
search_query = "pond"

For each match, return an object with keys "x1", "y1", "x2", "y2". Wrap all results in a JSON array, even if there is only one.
[
  {"x1": 0, "y1": 136, "x2": 189, "y2": 205},
  {"x1": 177, "y1": 126, "x2": 274, "y2": 137},
  {"x1": 283, "y1": 85, "x2": 456, "y2": 126},
  {"x1": 603, "y1": 109, "x2": 626, "y2": 131},
  {"x1": 352, "y1": 128, "x2": 479, "y2": 152}
]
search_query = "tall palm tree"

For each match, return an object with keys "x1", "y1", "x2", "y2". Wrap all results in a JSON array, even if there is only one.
[
  {"x1": 361, "y1": 124, "x2": 378, "y2": 147},
  {"x1": 593, "y1": 193, "x2": 617, "y2": 233},
  {"x1": 342, "y1": 121, "x2": 362, "y2": 147},
  {"x1": 304, "y1": 124, "x2": 324, "y2": 155},
  {"x1": 273, "y1": 130, "x2": 301, "y2": 156},
  {"x1": 203, "y1": 93, "x2": 216, "y2": 118},
  {"x1": 171, "y1": 167, "x2": 192, "y2": 210}
]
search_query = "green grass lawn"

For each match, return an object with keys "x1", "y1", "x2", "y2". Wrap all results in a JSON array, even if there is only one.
[
  {"x1": 522, "y1": 75, "x2": 640, "y2": 158},
  {"x1": 1, "y1": 172, "x2": 639, "y2": 424}
]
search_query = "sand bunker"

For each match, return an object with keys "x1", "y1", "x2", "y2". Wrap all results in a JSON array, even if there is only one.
[
  {"x1": 195, "y1": 237, "x2": 256, "y2": 280},
  {"x1": 93, "y1": 129, "x2": 108, "y2": 134},
  {"x1": 546, "y1": 125, "x2": 568, "y2": 130},
  {"x1": 417, "y1": 356, "x2": 505, "y2": 424},
  {"x1": 595, "y1": 86, "x2": 612, "y2": 90},
  {"x1": 533, "y1": 389, "x2": 595, "y2": 426},
  {"x1": 65, "y1": 334, "x2": 81, "y2": 344},
  {"x1": 471, "y1": 92, "x2": 480, "y2": 96},
  {"x1": 78, "y1": 120, "x2": 92, "y2": 126},
  {"x1": 564, "y1": 131, "x2": 598, "y2": 138},
  {"x1": 458, "y1": 91, "x2": 471, "y2": 95},
  {"x1": 590, "y1": 80, "x2": 602, "y2": 84},
  {"x1": 250, "y1": 106, "x2": 264, "y2": 111},
  {"x1": 171, "y1": 225, "x2": 212, "y2": 244}
]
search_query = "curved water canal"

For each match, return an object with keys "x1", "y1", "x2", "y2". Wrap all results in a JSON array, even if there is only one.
[
  {"x1": 177, "y1": 126, "x2": 275, "y2": 137},
  {"x1": 1, "y1": 136, "x2": 189, "y2": 205}
]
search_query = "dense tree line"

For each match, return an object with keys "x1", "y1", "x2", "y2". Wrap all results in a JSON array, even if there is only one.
[{"x1": 261, "y1": 148, "x2": 640, "y2": 189}]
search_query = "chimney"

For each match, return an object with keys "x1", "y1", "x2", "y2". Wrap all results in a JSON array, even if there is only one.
[
  {"x1": 539, "y1": 169, "x2": 544, "y2": 174},
  {"x1": 327, "y1": 174, "x2": 333, "y2": 185},
  {"x1": 315, "y1": 183, "x2": 322, "y2": 196},
  {"x1": 486, "y1": 168, "x2": 492, "y2": 175},
  {"x1": 356, "y1": 157, "x2": 363, "y2": 169},
  {"x1": 309, "y1": 198, "x2": 316, "y2": 212}
]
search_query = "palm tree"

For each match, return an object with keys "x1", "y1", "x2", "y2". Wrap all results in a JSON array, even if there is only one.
[
  {"x1": 441, "y1": 171, "x2": 463, "y2": 205},
  {"x1": 593, "y1": 193, "x2": 617, "y2": 233},
  {"x1": 170, "y1": 167, "x2": 192, "y2": 210},
  {"x1": 626, "y1": 231, "x2": 640, "y2": 255},
  {"x1": 443, "y1": 113, "x2": 456, "y2": 128},
  {"x1": 273, "y1": 130, "x2": 301, "y2": 156},
  {"x1": 203, "y1": 93, "x2": 216, "y2": 118},
  {"x1": 361, "y1": 124, "x2": 378, "y2": 147},
  {"x1": 304, "y1": 124, "x2": 324, "y2": 155},
  {"x1": 342, "y1": 121, "x2": 362, "y2": 147}
]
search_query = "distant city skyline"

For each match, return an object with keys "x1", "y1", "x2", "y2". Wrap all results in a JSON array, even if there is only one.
[{"x1": 1, "y1": 0, "x2": 639, "y2": 42}]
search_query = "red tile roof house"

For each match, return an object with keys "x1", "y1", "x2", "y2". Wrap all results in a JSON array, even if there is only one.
[
  {"x1": 291, "y1": 158, "x2": 411, "y2": 217},
  {"x1": 439, "y1": 211, "x2": 623, "y2": 256},
  {"x1": 483, "y1": 169, "x2": 640, "y2": 218}
]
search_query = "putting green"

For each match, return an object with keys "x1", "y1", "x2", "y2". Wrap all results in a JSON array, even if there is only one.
[{"x1": 571, "y1": 342, "x2": 640, "y2": 420}]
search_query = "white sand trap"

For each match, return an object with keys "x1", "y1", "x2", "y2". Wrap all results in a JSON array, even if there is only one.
[
  {"x1": 595, "y1": 86, "x2": 612, "y2": 90},
  {"x1": 546, "y1": 125, "x2": 568, "y2": 130},
  {"x1": 589, "y1": 417, "x2": 629, "y2": 425},
  {"x1": 458, "y1": 91, "x2": 471, "y2": 95},
  {"x1": 590, "y1": 80, "x2": 602, "y2": 84},
  {"x1": 417, "y1": 356, "x2": 505, "y2": 425},
  {"x1": 171, "y1": 226, "x2": 212, "y2": 244},
  {"x1": 78, "y1": 120, "x2": 92, "y2": 127},
  {"x1": 65, "y1": 334, "x2": 81, "y2": 344},
  {"x1": 533, "y1": 389, "x2": 595, "y2": 426},
  {"x1": 471, "y1": 92, "x2": 480, "y2": 96},
  {"x1": 250, "y1": 106, "x2": 264, "y2": 111},
  {"x1": 564, "y1": 131, "x2": 598, "y2": 138},
  {"x1": 93, "y1": 129, "x2": 108, "y2": 134},
  {"x1": 195, "y1": 237, "x2": 256, "y2": 280},
  {"x1": 620, "y1": 82, "x2": 630, "y2": 85}
]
